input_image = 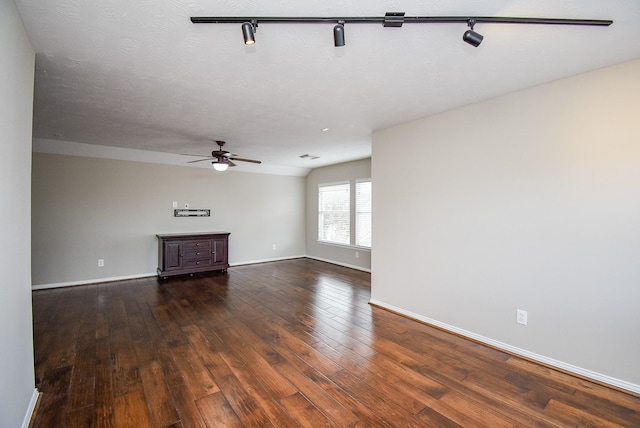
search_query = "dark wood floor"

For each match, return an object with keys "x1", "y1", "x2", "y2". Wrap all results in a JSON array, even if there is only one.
[{"x1": 31, "y1": 258, "x2": 639, "y2": 427}]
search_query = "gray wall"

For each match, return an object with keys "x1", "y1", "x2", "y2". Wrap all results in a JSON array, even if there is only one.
[
  {"x1": 32, "y1": 153, "x2": 306, "y2": 286},
  {"x1": 372, "y1": 59, "x2": 640, "y2": 391},
  {"x1": 306, "y1": 158, "x2": 371, "y2": 271},
  {"x1": 0, "y1": 1, "x2": 37, "y2": 426}
]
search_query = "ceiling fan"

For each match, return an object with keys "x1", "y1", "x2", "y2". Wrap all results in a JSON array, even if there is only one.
[{"x1": 182, "y1": 140, "x2": 261, "y2": 171}]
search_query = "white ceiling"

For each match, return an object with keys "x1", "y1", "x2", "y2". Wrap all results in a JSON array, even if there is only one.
[{"x1": 15, "y1": 1, "x2": 640, "y2": 176}]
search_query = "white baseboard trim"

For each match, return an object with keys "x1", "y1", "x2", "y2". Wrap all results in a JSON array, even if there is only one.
[
  {"x1": 32, "y1": 272, "x2": 157, "y2": 290},
  {"x1": 230, "y1": 255, "x2": 306, "y2": 267},
  {"x1": 22, "y1": 389, "x2": 40, "y2": 428},
  {"x1": 369, "y1": 299, "x2": 640, "y2": 396},
  {"x1": 305, "y1": 256, "x2": 371, "y2": 273},
  {"x1": 31, "y1": 258, "x2": 311, "y2": 290},
  {"x1": 30, "y1": 255, "x2": 369, "y2": 290}
]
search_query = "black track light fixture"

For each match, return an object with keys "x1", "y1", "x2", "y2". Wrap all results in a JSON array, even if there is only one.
[
  {"x1": 241, "y1": 20, "x2": 257, "y2": 45},
  {"x1": 191, "y1": 12, "x2": 613, "y2": 48},
  {"x1": 333, "y1": 21, "x2": 345, "y2": 47},
  {"x1": 463, "y1": 19, "x2": 483, "y2": 47}
]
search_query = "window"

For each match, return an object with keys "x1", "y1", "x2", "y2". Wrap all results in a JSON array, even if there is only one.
[
  {"x1": 318, "y1": 183, "x2": 350, "y2": 245},
  {"x1": 356, "y1": 180, "x2": 372, "y2": 248},
  {"x1": 318, "y1": 179, "x2": 372, "y2": 248}
]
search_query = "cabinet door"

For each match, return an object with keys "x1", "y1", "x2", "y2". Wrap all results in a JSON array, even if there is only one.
[
  {"x1": 163, "y1": 241, "x2": 183, "y2": 271},
  {"x1": 211, "y1": 238, "x2": 228, "y2": 265}
]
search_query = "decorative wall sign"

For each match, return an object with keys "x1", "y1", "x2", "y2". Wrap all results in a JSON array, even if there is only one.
[{"x1": 174, "y1": 209, "x2": 210, "y2": 217}]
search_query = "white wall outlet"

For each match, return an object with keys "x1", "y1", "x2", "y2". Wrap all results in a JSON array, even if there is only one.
[
  {"x1": 517, "y1": 309, "x2": 528, "y2": 325},
  {"x1": 97, "y1": 259, "x2": 104, "y2": 267},
  {"x1": 272, "y1": 244, "x2": 277, "y2": 250},
  {"x1": 355, "y1": 251, "x2": 360, "y2": 258},
  {"x1": 172, "y1": 201, "x2": 177, "y2": 208}
]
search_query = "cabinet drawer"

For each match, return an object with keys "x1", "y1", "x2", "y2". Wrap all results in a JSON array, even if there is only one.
[
  {"x1": 183, "y1": 249, "x2": 211, "y2": 259},
  {"x1": 183, "y1": 239, "x2": 212, "y2": 250},
  {"x1": 183, "y1": 258, "x2": 212, "y2": 269}
]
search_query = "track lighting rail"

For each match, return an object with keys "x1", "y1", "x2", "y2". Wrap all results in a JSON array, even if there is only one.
[
  {"x1": 191, "y1": 12, "x2": 611, "y2": 48},
  {"x1": 191, "y1": 15, "x2": 612, "y2": 27}
]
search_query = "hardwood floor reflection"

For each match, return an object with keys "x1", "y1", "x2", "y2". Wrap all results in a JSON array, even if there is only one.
[{"x1": 31, "y1": 258, "x2": 639, "y2": 427}]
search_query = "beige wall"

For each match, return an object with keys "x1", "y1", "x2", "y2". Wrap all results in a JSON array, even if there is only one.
[
  {"x1": 0, "y1": 1, "x2": 37, "y2": 426},
  {"x1": 32, "y1": 153, "x2": 306, "y2": 286},
  {"x1": 306, "y1": 158, "x2": 371, "y2": 271},
  {"x1": 372, "y1": 59, "x2": 640, "y2": 391}
]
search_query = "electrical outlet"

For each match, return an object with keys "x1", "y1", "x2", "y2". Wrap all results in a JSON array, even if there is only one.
[
  {"x1": 272, "y1": 244, "x2": 276, "y2": 250},
  {"x1": 172, "y1": 201, "x2": 177, "y2": 208},
  {"x1": 355, "y1": 251, "x2": 360, "y2": 258},
  {"x1": 517, "y1": 309, "x2": 528, "y2": 325},
  {"x1": 97, "y1": 259, "x2": 104, "y2": 267}
]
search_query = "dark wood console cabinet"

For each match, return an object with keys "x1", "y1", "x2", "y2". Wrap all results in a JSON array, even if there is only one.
[{"x1": 157, "y1": 232, "x2": 230, "y2": 278}]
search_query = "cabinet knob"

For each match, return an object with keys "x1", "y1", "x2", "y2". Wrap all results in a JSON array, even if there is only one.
[{"x1": 196, "y1": 261, "x2": 200, "y2": 265}]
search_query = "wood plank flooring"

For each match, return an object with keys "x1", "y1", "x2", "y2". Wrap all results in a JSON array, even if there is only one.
[{"x1": 31, "y1": 258, "x2": 640, "y2": 427}]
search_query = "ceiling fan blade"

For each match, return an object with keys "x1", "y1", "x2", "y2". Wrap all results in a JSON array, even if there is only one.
[
  {"x1": 187, "y1": 157, "x2": 214, "y2": 163},
  {"x1": 229, "y1": 157, "x2": 262, "y2": 164},
  {"x1": 184, "y1": 141, "x2": 259, "y2": 168},
  {"x1": 181, "y1": 153, "x2": 208, "y2": 157}
]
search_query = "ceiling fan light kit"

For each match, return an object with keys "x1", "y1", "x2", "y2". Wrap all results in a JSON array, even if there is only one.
[
  {"x1": 191, "y1": 12, "x2": 612, "y2": 48},
  {"x1": 212, "y1": 161, "x2": 229, "y2": 171}
]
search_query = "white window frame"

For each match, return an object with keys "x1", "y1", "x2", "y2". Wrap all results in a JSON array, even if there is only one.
[
  {"x1": 318, "y1": 181, "x2": 350, "y2": 246},
  {"x1": 355, "y1": 179, "x2": 372, "y2": 248},
  {"x1": 317, "y1": 179, "x2": 372, "y2": 250}
]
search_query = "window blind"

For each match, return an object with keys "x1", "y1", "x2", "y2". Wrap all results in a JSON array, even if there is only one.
[
  {"x1": 356, "y1": 180, "x2": 372, "y2": 247},
  {"x1": 318, "y1": 183, "x2": 350, "y2": 245}
]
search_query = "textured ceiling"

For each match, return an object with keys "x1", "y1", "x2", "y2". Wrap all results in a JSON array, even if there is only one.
[{"x1": 15, "y1": 1, "x2": 640, "y2": 175}]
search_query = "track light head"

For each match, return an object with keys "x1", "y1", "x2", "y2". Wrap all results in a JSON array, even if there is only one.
[
  {"x1": 333, "y1": 21, "x2": 345, "y2": 47},
  {"x1": 463, "y1": 19, "x2": 483, "y2": 47},
  {"x1": 463, "y1": 29, "x2": 483, "y2": 47},
  {"x1": 242, "y1": 21, "x2": 256, "y2": 45}
]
